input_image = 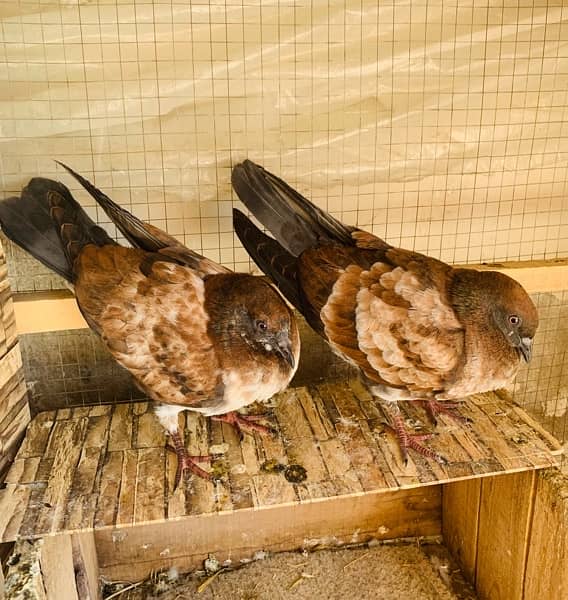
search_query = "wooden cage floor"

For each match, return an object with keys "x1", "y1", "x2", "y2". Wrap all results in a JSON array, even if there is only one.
[{"x1": 0, "y1": 379, "x2": 562, "y2": 542}]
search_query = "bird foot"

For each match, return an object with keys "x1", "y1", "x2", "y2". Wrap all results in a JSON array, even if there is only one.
[
  {"x1": 384, "y1": 410, "x2": 447, "y2": 465},
  {"x1": 415, "y1": 399, "x2": 471, "y2": 426},
  {"x1": 212, "y1": 410, "x2": 275, "y2": 437},
  {"x1": 168, "y1": 430, "x2": 213, "y2": 487}
]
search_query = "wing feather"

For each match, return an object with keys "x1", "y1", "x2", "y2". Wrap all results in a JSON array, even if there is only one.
[{"x1": 74, "y1": 245, "x2": 223, "y2": 409}]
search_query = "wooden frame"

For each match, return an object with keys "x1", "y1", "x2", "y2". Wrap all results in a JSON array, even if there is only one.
[
  {"x1": 4, "y1": 469, "x2": 566, "y2": 600},
  {"x1": 2, "y1": 257, "x2": 566, "y2": 599},
  {"x1": 13, "y1": 260, "x2": 568, "y2": 335},
  {"x1": 443, "y1": 468, "x2": 568, "y2": 600},
  {"x1": 0, "y1": 381, "x2": 563, "y2": 599}
]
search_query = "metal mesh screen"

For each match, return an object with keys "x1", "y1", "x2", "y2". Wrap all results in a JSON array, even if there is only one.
[
  {"x1": 1, "y1": 1, "x2": 568, "y2": 290},
  {"x1": 1, "y1": 2, "x2": 567, "y2": 449}
]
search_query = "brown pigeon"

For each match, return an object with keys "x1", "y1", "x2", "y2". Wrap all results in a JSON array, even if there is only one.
[
  {"x1": 0, "y1": 164, "x2": 300, "y2": 484},
  {"x1": 231, "y1": 159, "x2": 538, "y2": 464}
]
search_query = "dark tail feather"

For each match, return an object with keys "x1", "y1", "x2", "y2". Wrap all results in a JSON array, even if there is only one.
[
  {"x1": 57, "y1": 162, "x2": 230, "y2": 276},
  {"x1": 56, "y1": 161, "x2": 174, "y2": 253},
  {"x1": 0, "y1": 178, "x2": 114, "y2": 282},
  {"x1": 233, "y1": 209, "x2": 301, "y2": 309},
  {"x1": 231, "y1": 160, "x2": 354, "y2": 256}
]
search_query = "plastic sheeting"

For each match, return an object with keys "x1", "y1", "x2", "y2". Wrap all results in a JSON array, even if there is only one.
[{"x1": 1, "y1": 1, "x2": 568, "y2": 290}]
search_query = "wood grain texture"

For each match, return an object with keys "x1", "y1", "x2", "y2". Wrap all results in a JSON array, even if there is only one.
[
  {"x1": 475, "y1": 470, "x2": 537, "y2": 600},
  {"x1": 442, "y1": 478, "x2": 482, "y2": 585},
  {"x1": 13, "y1": 260, "x2": 567, "y2": 334},
  {"x1": 71, "y1": 532, "x2": 100, "y2": 600},
  {"x1": 95, "y1": 485, "x2": 442, "y2": 582},
  {"x1": 2, "y1": 540, "x2": 47, "y2": 600},
  {"x1": 0, "y1": 344, "x2": 29, "y2": 481},
  {"x1": 0, "y1": 244, "x2": 30, "y2": 482},
  {"x1": 40, "y1": 535, "x2": 80, "y2": 600},
  {"x1": 0, "y1": 246, "x2": 17, "y2": 354},
  {"x1": 523, "y1": 469, "x2": 568, "y2": 600},
  {"x1": 0, "y1": 383, "x2": 561, "y2": 546}
]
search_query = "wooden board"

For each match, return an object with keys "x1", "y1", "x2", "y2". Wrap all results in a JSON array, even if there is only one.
[
  {"x1": 96, "y1": 485, "x2": 441, "y2": 582},
  {"x1": 1, "y1": 533, "x2": 100, "y2": 600},
  {"x1": 443, "y1": 467, "x2": 568, "y2": 600},
  {"x1": 0, "y1": 245, "x2": 17, "y2": 355},
  {"x1": 13, "y1": 259, "x2": 568, "y2": 334},
  {"x1": 0, "y1": 381, "x2": 561, "y2": 545},
  {"x1": 0, "y1": 344, "x2": 30, "y2": 479},
  {"x1": 442, "y1": 478, "x2": 481, "y2": 584},
  {"x1": 475, "y1": 470, "x2": 537, "y2": 600},
  {"x1": 523, "y1": 469, "x2": 568, "y2": 600}
]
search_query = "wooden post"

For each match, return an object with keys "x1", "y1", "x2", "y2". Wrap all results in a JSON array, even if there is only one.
[
  {"x1": 2, "y1": 533, "x2": 100, "y2": 600},
  {"x1": 442, "y1": 478, "x2": 482, "y2": 584},
  {"x1": 443, "y1": 468, "x2": 568, "y2": 600},
  {"x1": 0, "y1": 236, "x2": 30, "y2": 598},
  {"x1": 523, "y1": 469, "x2": 568, "y2": 599},
  {"x1": 0, "y1": 240, "x2": 28, "y2": 482}
]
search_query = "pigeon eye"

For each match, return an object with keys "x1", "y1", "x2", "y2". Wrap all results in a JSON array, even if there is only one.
[
  {"x1": 256, "y1": 320, "x2": 268, "y2": 332},
  {"x1": 509, "y1": 315, "x2": 521, "y2": 326}
]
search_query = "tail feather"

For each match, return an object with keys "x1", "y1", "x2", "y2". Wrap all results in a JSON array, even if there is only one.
[
  {"x1": 231, "y1": 160, "x2": 354, "y2": 256},
  {"x1": 56, "y1": 161, "x2": 174, "y2": 253},
  {"x1": 58, "y1": 162, "x2": 230, "y2": 275},
  {"x1": 233, "y1": 209, "x2": 301, "y2": 309},
  {"x1": 0, "y1": 177, "x2": 114, "y2": 282}
]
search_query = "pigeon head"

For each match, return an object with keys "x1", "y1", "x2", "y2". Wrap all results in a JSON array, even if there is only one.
[
  {"x1": 451, "y1": 269, "x2": 538, "y2": 363},
  {"x1": 238, "y1": 279, "x2": 298, "y2": 369},
  {"x1": 486, "y1": 272, "x2": 538, "y2": 362}
]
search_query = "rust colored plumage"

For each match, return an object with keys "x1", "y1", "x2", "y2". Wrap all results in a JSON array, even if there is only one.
[
  {"x1": 232, "y1": 159, "x2": 538, "y2": 463},
  {"x1": 0, "y1": 165, "x2": 300, "y2": 483}
]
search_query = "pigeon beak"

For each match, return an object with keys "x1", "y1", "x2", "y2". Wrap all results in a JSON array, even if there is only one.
[
  {"x1": 519, "y1": 337, "x2": 532, "y2": 363},
  {"x1": 276, "y1": 337, "x2": 295, "y2": 369}
]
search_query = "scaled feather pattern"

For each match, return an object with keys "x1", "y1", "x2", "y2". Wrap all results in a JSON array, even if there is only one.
[
  {"x1": 231, "y1": 159, "x2": 538, "y2": 463},
  {"x1": 0, "y1": 164, "x2": 300, "y2": 482}
]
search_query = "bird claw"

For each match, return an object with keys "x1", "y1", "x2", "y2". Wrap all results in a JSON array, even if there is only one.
[
  {"x1": 212, "y1": 411, "x2": 276, "y2": 438},
  {"x1": 174, "y1": 452, "x2": 214, "y2": 488},
  {"x1": 168, "y1": 431, "x2": 213, "y2": 487},
  {"x1": 383, "y1": 410, "x2": 448, "y2": 466},
  {"x1": 415, "y1": 399, "x2": 471, "y2": 427}
]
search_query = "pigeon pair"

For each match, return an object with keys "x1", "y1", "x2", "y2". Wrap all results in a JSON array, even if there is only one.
[{"x1": 0, "y1": 161, "x2": 537, "y2": 479}]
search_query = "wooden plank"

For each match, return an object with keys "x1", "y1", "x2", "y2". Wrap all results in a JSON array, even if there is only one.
[
  {"x1": 442, "y1": 478, "x2": 482, "y2": 585},
  {"x1": 463, "y1": 258, "x2": 568, "y2": 293},
  {"x1": 84, "y1": 414, "x2": 111, "y2": 449},
  {"x1": 134, "y1": 409, "x2": 164, "y2": 449},
  {"x1": 184, "y1": 413, "x2": 217, "y2": 515},
  {"x1": 107, "y1": 404, "x2": 133, "y2": 451},
  {"x1": 14, "y1": 292, "x2": 88, "y2": 334},
  {"x1": 5, "y1": 456, "x2": 41, "y2": 484},
  {"x1": 96, "y1": 485, "x2": 442, "y2": 582},
  {"x1": 523, "y1": 469, "x2": 568, "y2": 600},
  {"x1": 0, "y1": 403, "x2": 30, "y2": 480},
  {"x1": 71, "y1": 532, "x2": 101, "y2": 600},
  {"x1": 3, "y1": 539, "x2": 47, "y2": 600},
  {"x1": 134, "y1": 448, "x2": 166, "y2": 524},
  {"x1": 115, "y1": 449, "x2": 137, "y2": 526},
  {"x1": 219, "y1": 421, "x2": 252, "y2": 511},
  {"x1": 13, "y1": 259, "x2": 567, "y2": 335},
  {"x1": 65, "y1": 447, "x2": 103, "y2": 530},
  {"x1": 34, "y1": 417, "x2": 89, "y2": 535},
  {"x1": 0, "y1": 485, "x2": 31, "y2": 541},
  {"x1": 296, "y1": 387, "x2": 334, "y2": 440},
  {"x1": 0, "y1": 386, "x2": 561, "y2": 544},
  {"x1": 475, "y1": 471, "x2": 537, "y2": 600},
  {"x1": 318, "y1": 437, "x2": 363, "y2": 495},
  {"x1": 0, "y1": 344, "x2": 22, "y2": 391},
  {"x1": 94, "y1": 452, "x2": 123, "y2": 528},
  {"x1": 40, "y1": 535, "x2": 79, "y2": 600}
]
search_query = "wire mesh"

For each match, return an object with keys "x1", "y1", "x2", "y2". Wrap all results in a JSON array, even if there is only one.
[{"x1": 1, "y1": 2, "x2": 567, "y2": 444}]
